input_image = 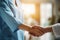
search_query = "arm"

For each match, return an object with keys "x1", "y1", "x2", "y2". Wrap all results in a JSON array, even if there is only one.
[
  {"x1": 0, "y1": 0, "x2": 31, "y2": 32},
  {"x1": 45, "y1": 27, "x2": 53, "y2": 33},
  {"x1": 44, "y1": 23, "x2": 60, "y2": 38},
  {"x1": 18, "y1": 24, "x2": 31, "y2": 31},
  {"x1": 0, "y1": 0, "x2": 44, "y2": 37},
  {"x1": 52, "y1": 23, "x2": 60, "y2": 38},
  {"x1": 8, "y1": 0, "x2": 31, "y2": 32},
  {"x1": 0, "y1": 8, "x2": 31, "y2": 33}
]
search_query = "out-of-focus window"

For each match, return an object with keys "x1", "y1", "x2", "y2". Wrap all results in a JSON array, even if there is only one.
[
  {"x1": 40, "y1": 3, "x2": 52, "y2": 27},
  {"x1": 21, "y1": 3, "x2": 37, "y2": 40},
  {"x1": 21, "y1": 4, "x2": 37, "y2": 26},
  {"x1": 40, "y1": 3, "x2": 54, "y2": 40},
  {"x1": 22, "y1": 4, "x2": 35, "y2": 16}
]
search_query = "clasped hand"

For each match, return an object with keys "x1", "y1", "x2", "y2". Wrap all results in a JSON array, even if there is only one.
[{"x1": 29, "y1": 25, "x2": 47, "y2": 37}]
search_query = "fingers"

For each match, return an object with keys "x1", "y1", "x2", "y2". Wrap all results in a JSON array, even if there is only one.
[
  {"x1": 29, "y1": 27, "x2": 45, "y2": 37},
  {"x1": 29, "y1": 26, "x2": 46, "y2": 37},
  {"x1": 33, "y1": 29, "x2": 43, "y2": 36},
  {"x1": 29, "y1": 28, "x2": 39, "y2": 37},
  {"x1": 34, "y1": 28, "x2": 44, "y2": 36},
  {"x1": 32, "y1": 26, "x2": 45, "y2": 34},
  {"x1": 29, "y1": 31, "x2": 43, "y2": 37}
]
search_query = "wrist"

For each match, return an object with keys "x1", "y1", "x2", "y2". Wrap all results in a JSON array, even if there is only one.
[
  {"x1": 26, "y1": 26, "x2": 31, "y2": 32},
  {"x1": 45, "y1": 27, "x2": 53, "y2": 33},
  {"x1": 18, "y1": 24, "x2": 31, "y2": 31}
]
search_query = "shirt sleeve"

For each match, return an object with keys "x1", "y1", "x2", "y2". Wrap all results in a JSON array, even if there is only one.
[
  {"x1": 0, "y1": 0, "x2": 23, "y2": 32},
  {"x1": 8, "y1": 0, "x2": 23, "y2": 25},
  {"x1": 52, "y1": 23, "x2": 60, "y2": 38}
]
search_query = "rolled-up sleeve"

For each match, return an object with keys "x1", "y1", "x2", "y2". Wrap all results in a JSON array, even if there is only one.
[
  {"x1": 52, "y1": 23, "x2": 60, "y2": 38},
  {"x1": 0, "y1": 0, "x2": 23, "y2": 32}
]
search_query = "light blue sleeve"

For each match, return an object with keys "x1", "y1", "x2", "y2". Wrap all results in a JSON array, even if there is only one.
[
  {"x1": 0, "y1": 0, "x2": 23, "y2": 32},
  {"x1": 8, "y1": 0, "x2": 23, "y2": 24},
  {"x1": 17, "y1": 30, "x2": 24, "y2": 40}
]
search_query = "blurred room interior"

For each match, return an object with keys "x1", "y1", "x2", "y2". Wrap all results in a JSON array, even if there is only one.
[{"x1": 14, "y1": 0, "x2": 60, "y2": 40}]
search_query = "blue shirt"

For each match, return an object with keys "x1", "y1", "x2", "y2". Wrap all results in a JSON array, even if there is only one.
[{"x1": 0, "y1": 0, "x2": 24, "y2": 40}]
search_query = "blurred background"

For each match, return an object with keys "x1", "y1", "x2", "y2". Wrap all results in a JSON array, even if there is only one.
[{"x1": 15, "y1": 0, "x2": 60, "y2": 40}]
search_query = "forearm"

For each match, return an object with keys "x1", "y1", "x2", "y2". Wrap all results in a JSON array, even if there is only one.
[
  {"x1": 18, "y1": 24, "x2": 31, "y2": 31},
  {"x1": 45, "y1": 27, "x2": 53, "y2": 33}
]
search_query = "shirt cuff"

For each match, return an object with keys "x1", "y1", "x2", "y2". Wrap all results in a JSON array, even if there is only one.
[
  {"x1": 14, "y1": 18, "x2": 23, "y2": 32},
  {"x1": 52, "y1": 23, "x2": 60, "y2": 38}
]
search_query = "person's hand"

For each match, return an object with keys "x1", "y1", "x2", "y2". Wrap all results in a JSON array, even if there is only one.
[
  {"x1": 19, "y1": 24, "x2": 46, "y2": 37},
  {"x1": 19, "y1": 24, "x2": 52, "y2": 37},
  {"x1": 29, "y1": 25, "x2": 46, "y2": 37},
  {"x1": 31, "y1": 26, "x2": 53, "y2": 36}
]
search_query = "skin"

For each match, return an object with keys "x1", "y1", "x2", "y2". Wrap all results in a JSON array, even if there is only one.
[
  {"x1": 30, "y1": 25, "x2": 53, "y2": 36},
  {"x1": 19, "y1": 24, "x2": 53, "y2": 37},
  {"x1": 13, "y1": 0, "x2": 53, "y2": 37},
  {"x1": 44, "y1": 27, "x2": 53, "y2": 33},
  {"x1": 18, "y1": 24, "x2": 44, "y2": 37},
  {"x1": 13, "y1": 0, "x2": 45, "y2": 37}
]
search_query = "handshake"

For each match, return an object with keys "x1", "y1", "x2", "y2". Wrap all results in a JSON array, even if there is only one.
[
  {"x1": 29, "y1": 25, "x2": 52, "y2": 37},
  {"x1": 19, "y1": 24, "x2": 52, "y2": 37}
]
